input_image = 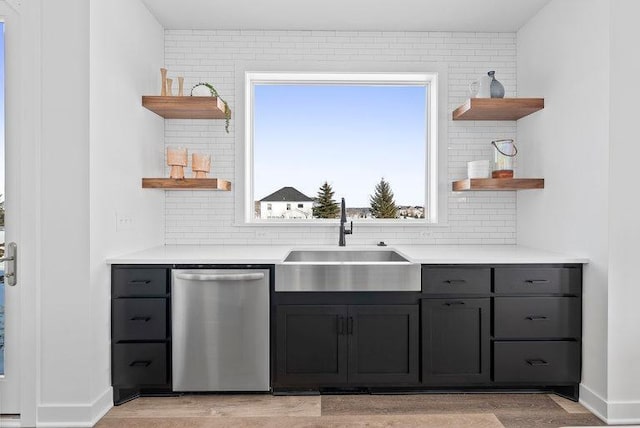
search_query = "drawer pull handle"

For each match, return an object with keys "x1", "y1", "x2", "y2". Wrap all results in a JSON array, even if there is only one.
[
  {"x1": 445, "y1": 301, "x2": 466, "y2": 306},
  {"x1": 526, "y1": 359, "x2": 549, "y2": 366},
  {"x1": 130, "y1": 316, "x2": 151, "y2": 322},
  {"x1": 128, "y1": 280, "x2": 151, "y2": 285},
  {"x1": 347, "y1": 317, "x2": 354, "y2": 335},
  {"x1": 129, "y1": 360, "x2": 152, "y2": 367},
  {"x1": 526, "y1": 316, "x2": 548, "y2": 321},
  {"x1": 445, "y1": 280, "x2": 467, "y2": 284},
  {"x1": 525, "y1": 279, "x2": 550, "y2": 284}
]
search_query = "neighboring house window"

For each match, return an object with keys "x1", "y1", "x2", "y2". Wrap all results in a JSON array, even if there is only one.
[
  {"x1": 246, "y1": 72, "x2": 439, "y2": 223},
  {"x1": 267, "y1": 203, "x2": 272, "y2": 210}
]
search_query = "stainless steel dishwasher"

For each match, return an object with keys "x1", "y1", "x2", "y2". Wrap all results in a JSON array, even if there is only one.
[{"x1": 172, "y1": 269, "x2": 270, "y2": 391}]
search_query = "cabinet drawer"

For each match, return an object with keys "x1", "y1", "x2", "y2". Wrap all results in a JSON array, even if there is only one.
[
  {"x1": 494, "y1": 297, "x2": 580, "y2": 339},
  {"x1": 494, "y1": 341, "x2": 580, "y2": 383},
  {"x1": 494, "y1": 267, "x2": 581, "y2": 295},
  {"x1": 422, "y1": 267, "x2": 491, "y2": 295},
  {"x1": 112, "y1": 343, "x2": 168, "y2": 386},
  {"x1": 112, "y1": 298, "x2": 167, "y2": 341},
  {"x1": 113, "y1": 268, "x2": 168, "y2": 297}
]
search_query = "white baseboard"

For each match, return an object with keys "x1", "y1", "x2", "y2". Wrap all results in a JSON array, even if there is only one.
[
  {"x1": 607, "y1": 399, "x2": 640, "y2": 425},
  {"x1": 580, "y1": 383, "x2": 640, "y2": 425},
  {"x1": 36, "y1": 387, "x2": 113, "y2": 428},
  {"x1": 579, "y1": 383, "x2": 608, "y2": 422}
]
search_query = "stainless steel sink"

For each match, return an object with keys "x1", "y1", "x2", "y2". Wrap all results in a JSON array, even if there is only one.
[
  {"x1": 276, "y1": 249, "x2": 420, "y2": 292},
  {"x1": 284, "y1": 249, "x2": 410, "y2": 263}
]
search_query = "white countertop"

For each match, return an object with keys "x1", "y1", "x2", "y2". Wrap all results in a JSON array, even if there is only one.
[{"x1": 106, "y1": 245, "x2": 588, "y2": 265}]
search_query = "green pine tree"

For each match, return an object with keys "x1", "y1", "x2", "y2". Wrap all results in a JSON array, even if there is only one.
[
  {"x1": 369, "y1": 178, "x2": 398, "y2": 218},
  {"x1": 312, "y1": 181, "x2": 340, "y2": 218}
]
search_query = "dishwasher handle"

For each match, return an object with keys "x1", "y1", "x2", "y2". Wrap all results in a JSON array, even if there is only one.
[{"x1": 174, "y1": 272, "x2": 265, "y2": 282}]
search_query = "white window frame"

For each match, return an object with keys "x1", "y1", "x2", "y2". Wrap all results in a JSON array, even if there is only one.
[{"x1": 238, "y1": 67, "x2": 447, "y2": 227}]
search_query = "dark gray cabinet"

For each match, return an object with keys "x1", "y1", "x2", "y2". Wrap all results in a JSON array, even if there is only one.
[
  {"x1": 422, "y1": 266, "x2": 491, "y2": 294},
  {"x1": 420, "y1": 264, "x2": 581, "y2": 399},
  {"x1": 275, "y1": 304, "x2": 419, "y2": 387},
  {"x1": 494, "y1": 297, "x2": 581, "y2": 339},
  {"x1": 112, "y1": 343, "x2": 168, "y2": 386},
  {"x1": 111, "y1": 266, "x2": 171, "y2": 405},
  {"x1": 275, "y1": 305, "x2": 348, "y2": 385},
  {"x1": 421, "y1": 298, "x2": 490, "y2": 385},
  {"x1": 348, "y1": 305, "x2": 419, "y2": 384},
  {"x1": 494, "y1": 267, "x2": 581, "y2": 295},
  {"x1": 494, "y1": 341, "x2": 580, "y2": 383}
]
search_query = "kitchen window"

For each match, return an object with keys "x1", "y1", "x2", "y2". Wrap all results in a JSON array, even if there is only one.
[{"x1": 244, "y1": 71, "x2": 440, "y2": 224}]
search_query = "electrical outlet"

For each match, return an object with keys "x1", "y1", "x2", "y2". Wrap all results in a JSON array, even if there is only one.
[
  {"x1": 116, "y1": 212, "x2": 135, "y2": 231},
  {"x1": 420, "y1": 230, "x2": 432, "y2": 238},
  {"x1": 255, "y1": 231, "x2": 268, "y2": 238}
]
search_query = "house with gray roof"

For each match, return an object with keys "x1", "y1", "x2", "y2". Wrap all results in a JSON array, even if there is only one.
[{"x1": 258, "y1": 187, "x2": 314, "y2": 219}]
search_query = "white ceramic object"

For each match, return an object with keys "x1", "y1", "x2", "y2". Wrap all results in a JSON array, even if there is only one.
[
  {"x1": 469, "y1": 74, "x2": 492, "y2": 98},
  {"x1": 467, "y1": 160, "x2": 491, "y2": 178}
]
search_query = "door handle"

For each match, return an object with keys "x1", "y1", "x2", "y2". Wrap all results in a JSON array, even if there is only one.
[
  {"x1": 1, "y1": 242, "x2": 17, "y2": 286},
  {"x1": 175, "y1": 272, "x2": 265, "y2": 281},
  {"x1": 337, "y1": 316, "x2": 345, "y2": 335},
  {"x1": 347, "y1": 317, "x2": 354, "y2": 335}
]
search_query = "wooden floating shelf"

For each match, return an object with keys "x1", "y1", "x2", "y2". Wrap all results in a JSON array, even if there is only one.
[
  {"x1": 452, "y1": 98, "x2": 544, "y2": 121},
  {"x1": 452, "y1": 178, "x2": 544, "y2": 191},
  {"x1": 142, "y1": 96, "x2": 229, "y2": 119},
  {"x1": 142, "y1": 178, "x2": 232, "y2": 190}
]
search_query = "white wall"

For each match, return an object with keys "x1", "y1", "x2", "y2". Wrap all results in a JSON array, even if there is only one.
[
  {"x1": 88, "y1": 0, "x2": 165, "y2": 422},
  {"x1": 517, "y1": 1, "x2": 610, "y2": 417},
  {"x1": 37, "y1": 0, "x2": 93, "y2": 422},
  {"x1": 519, "y1": 0, "x2": 640, "y2": 423},
  {"x1": 607, "y1": 0, "x2": 640, "y2": 421},
  {"x1": 18, "y1": 0, "x2": 164, "y2": 426},
  {"x1": 163, "y1": 30, "x2": 519, "y2": 245}
]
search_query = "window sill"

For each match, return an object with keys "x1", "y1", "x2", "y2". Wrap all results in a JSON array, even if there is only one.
[{"x1": 235, "y1": 220, "x2": 450, "y2": 228}]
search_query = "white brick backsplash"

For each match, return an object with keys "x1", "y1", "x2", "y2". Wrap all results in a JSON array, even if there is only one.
[{"x1": 163, "y1": 30, "x2": 517, "y2": 246}]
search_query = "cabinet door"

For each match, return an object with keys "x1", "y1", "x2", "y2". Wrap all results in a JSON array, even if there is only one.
[
  {"x1": 348, "y1": 305, "x2": 419, "y2": 385},
  {"x1": 421, "y1": 298, "x2": 490, "y2": 385},
  {"x1": 275, "y1": 305, "x2": 348, "y2": 386}
]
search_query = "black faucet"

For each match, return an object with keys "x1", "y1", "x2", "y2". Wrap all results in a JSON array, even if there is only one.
[{"x1": 339, "y1": 197, "x2": 353, "y2": 247}]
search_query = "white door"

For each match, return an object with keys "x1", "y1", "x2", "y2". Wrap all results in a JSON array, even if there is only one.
[{"x1": 0, "y1": 1, "x2": 20, "y2": 416}]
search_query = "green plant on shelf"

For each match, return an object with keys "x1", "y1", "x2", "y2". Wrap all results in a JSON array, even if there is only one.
[{"x1": 191, "y1": 82, "x2": 231, "y2": 133}]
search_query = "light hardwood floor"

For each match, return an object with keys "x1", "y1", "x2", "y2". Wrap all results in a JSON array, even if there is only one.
[{"x1": 96, "y1": 393, "x2": 606, "y2": 428}]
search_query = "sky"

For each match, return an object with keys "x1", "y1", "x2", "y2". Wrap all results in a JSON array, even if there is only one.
[{"x1": 253, "y1": 84, "x2": 427, "y2": 207}]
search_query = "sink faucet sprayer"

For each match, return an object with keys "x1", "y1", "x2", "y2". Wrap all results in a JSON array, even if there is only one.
[{"x1": 339, "y1": 197, "x2": 353, "y2": 247}]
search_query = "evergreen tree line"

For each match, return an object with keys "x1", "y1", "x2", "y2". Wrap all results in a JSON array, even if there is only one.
[{"x1": 313, "y1": 178, "x2": 399, "y2": 219}]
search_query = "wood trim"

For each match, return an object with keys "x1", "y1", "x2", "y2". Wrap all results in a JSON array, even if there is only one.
[
  {"x1": 452, "y1": 98, "x2": 544, "y2": 121},
  {"x1": 141, "y1": 178, "x2": 232, "y2": 190},
  {"x1": 141, "y1": 96, "x2": 229, "y2": 119},
  {"x1": 452, "y1": 178, "x2": 544, "y2": 191}
]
